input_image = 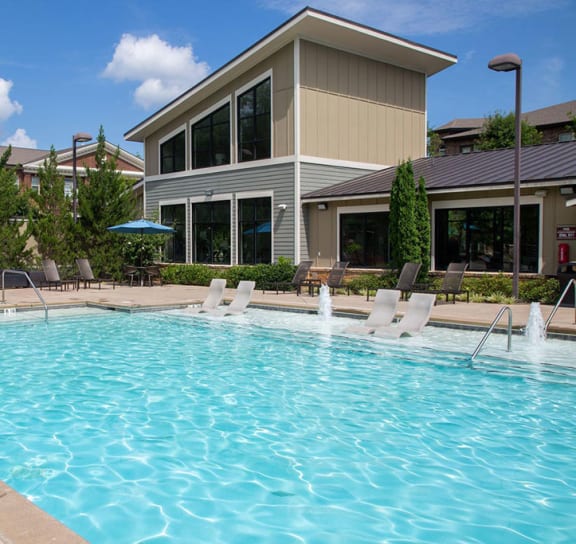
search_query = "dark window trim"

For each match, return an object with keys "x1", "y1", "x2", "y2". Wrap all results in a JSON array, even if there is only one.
[
  {"x1": 191, "y1": 102, "x2": 231, "y2": 169},
  {"x1": 237, "y1": 77, "x2": 271, "y2": 163}
]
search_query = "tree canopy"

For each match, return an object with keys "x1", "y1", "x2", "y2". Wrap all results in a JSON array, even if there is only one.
[{"x1": 477, "y1": 112, "x2": 542, "y2": 150}]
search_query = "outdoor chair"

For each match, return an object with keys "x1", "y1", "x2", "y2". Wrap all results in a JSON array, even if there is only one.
[
  {"x1": 207, "y1": 280, "x2": 256, "y2": 316},
  {"x1": 263, "y1": 260, "x2": 314, "y2": 295},
  {"x1": 412, "y1": 262, "x2": 469, "y2": 304},
  {"x1": 123, "y1": 265, "x2": 140, "y2": 287},
  {"x1": 345, "y1": 289, "x2": 401, "y2": 335},
  {"x1": 395, "y1": 262, "x2": 422, "y2": 300},
  {"x1": 186, "y1": 279, "x2": 227, "y2": 314},
  {"x1": 373, "y1": 293, "x2": 436, "y2": 338},
  {"x1": 75, "y1": 258, "x2": 113, "y2": 289},
  {"x1": 325, "y1": 261, "x2": 349, "y2": 295},
  {"x1": 41, "y1": 259, "x2": 77, "y2": 291},
  {"x1": 144, "y1": 265, "x2": 163, "y2": 286}
]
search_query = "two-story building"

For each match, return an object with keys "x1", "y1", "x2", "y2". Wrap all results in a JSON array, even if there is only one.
[{"x1": 125, "y1": 7, "x2": 456, "y2": 266}]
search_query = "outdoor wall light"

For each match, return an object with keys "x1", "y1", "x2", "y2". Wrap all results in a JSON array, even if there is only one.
[
  {"x1": 72, "y1": 131, "x2": 93, "y2": 223},
  {"x1": 560, "y1": 186, "x2": 575, "y2": 195},
  {"x1": 317, "y1": 203, "x2": 328, "y2": 210},
  {"x1": 277, "y1": 203, "x2": 287, "y2": 210},
  {"x1": 204, "y1": 189, "x2": 214, "y2": 197}
]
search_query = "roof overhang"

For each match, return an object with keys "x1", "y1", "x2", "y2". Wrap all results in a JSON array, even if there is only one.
[{"x1": 125, "y1": 8, "x2": 456, "y2": 142}]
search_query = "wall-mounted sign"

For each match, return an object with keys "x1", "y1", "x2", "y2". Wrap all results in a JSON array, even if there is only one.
[{"x1": 557, "y1": 225, "x2": 576, "y2": 240}]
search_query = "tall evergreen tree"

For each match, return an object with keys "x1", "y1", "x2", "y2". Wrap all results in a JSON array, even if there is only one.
[
  {"x1": 389, "y1": 160, "x2": 419, "y2": 270},
  {"x1": 0, "y1": 146, "x2": 32, "y2": 268},
  {"x1": 29, "y1": 147, "x2": 75, "y2": 265},
  {"x1": 415, "y1": 176, "x2": 431, "y2": 276},
  {"x1": 76, "y1": 126, "x2": 137, "y2": 276}
]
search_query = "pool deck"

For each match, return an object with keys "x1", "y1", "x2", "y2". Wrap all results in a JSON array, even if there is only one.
[
  {"x1": 1, "y1": 283, "x2": 575, "y2": 543},
  {"x1": 1, "y1": 283, "x2": 575, "y2": 336}
]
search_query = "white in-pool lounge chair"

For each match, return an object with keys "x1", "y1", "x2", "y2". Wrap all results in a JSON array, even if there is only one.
[
  {"x1": 373, "y1": 293, "x2": 435, "y2": 338},
  {"x1": 186, "y1": 278, "x2": 227, "y2": 314},
  {"x1": 208, "y1": 280, "x2": 256, "y2": 316},
  {"x1": 345, "y1": 289, "x2": 401, "y2": 335}
]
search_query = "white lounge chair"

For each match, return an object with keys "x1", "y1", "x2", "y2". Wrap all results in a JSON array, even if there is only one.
[
  {"x1": 207, "y1": 280, "x2": 256, "y2": 316},
  {"x1": 373, "y1": 293, "x2": 435, "y2": 338},
  {"x1": 345, "y1": 289, "x2": 401, "y2": 335},
  {"x1": 186, "y1": 278, "x2": 227, "y2": 314}
]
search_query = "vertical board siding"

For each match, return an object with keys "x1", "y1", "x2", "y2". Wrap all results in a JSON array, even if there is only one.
[{"x1": 300, "y1": 40, "x2": 426, "y2": 164}]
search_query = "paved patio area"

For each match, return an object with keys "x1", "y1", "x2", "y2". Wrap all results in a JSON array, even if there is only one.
[{"x1": 1, "y1": 282, "x2": 575, "y2": 336}]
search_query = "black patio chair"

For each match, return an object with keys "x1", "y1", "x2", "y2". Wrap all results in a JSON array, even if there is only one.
[
  {"x1": 395, "y1": 262, "x2": 422, "y2": 300},
  {"x1": 412, "y1": 262, "x2": 469, "y2": 304}
]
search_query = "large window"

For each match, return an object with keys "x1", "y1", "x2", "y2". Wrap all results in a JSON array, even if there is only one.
[
  {"x1": 192, "y1": 104, "x2": 230, "y2": 169},
  {"x1": 160, "y1": 204, "x2": 186, "y2": 263},
  {"x1": 237, "y1": 78, "x2": 271, "y2": 162},
  {"x1": 238, "y1": 197, "x2": 271, "y2": 264},
  {"x1": 192, "y1": 201, "x2": 231, "y2": 264},
  {"x1": 160, "y1": 130, "x2": 186, "y2": 174},
  {"x1": 435, "y1": 204, "x2": 539, "y2": 272},
  {"x1": 340, "y1": 212, "x2": 389, "y2": 267}
]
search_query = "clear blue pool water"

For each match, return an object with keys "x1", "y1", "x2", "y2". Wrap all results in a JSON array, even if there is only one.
[{"x1": 0, "y1": 309, "x2": 575, "y2": 543}]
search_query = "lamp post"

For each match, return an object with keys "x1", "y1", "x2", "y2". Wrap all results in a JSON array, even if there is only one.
[
  {"x1": 488, "y1": 53, "x2": 522, "y2": 300},
  {"x1": 72, "y1": 132, "x2": 93, "y2": 222}
]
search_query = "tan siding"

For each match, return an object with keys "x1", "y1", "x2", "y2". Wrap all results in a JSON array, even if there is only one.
[
  {"x1": 144, "y1": 44, "x2": 295, "y2": 176},
  {"x1": 300, "y1": 40, "x2": 426, "y2": 164}
]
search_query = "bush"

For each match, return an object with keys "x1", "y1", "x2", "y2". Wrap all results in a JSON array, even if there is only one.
[
  {"x1": 518, "y1": 277, "x2": 560, "y2": 304},
  {"x1": 160, "y1": 264, "x2": 216, "y2": 286}
]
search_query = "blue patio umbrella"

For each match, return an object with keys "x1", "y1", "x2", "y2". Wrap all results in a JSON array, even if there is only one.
[{"x1": 107, "y1": 219, "x2": 175, "y2": 266}]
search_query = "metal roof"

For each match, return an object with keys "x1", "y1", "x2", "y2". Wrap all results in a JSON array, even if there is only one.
[{"x1": 303, "y1": 140, "x2": 576, "y2": 200}]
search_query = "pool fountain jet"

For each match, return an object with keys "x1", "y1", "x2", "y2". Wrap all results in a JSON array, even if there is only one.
[
  {"x1": 525, "y1": 302, "x2": 546, "y2": 345},
  {"x1": 318, "y1": 284, "x2": 332, "y2": 320}
]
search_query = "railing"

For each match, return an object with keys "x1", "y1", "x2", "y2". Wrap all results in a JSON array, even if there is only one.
[
  {"x1": 1, "y1": 270, "x2": 48, "y2": 322},
  {"x1": 470, "y1": 306, "x2": 513, "y2": 361},
  {"x1": 544, "y1": 278, "x2": 575, "y2": 332}
]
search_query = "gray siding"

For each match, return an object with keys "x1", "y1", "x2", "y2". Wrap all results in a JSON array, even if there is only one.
[
  {"x1": 145, "y1": 163, "x2": 296, "y2": 263},
  {"x1": 299, "y1": 162, "x2": 376, "y2": 261}
]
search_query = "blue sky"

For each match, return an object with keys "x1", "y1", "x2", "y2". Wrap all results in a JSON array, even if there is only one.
[{"x1": 0, "y1": 0, "x2": 574, "y2": 157}]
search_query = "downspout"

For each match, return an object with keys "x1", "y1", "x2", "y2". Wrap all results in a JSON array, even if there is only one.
[{"x1": 293, "y1": 37, "x2": 301, "y2": 263}]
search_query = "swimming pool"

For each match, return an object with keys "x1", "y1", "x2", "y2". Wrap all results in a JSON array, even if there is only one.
[{"x1": 1, "y1": 308, "x2": 575, "y2": 543}]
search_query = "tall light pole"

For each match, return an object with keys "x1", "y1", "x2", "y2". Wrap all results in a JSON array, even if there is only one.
[
  {"x1": 72, "y1": 132, "x2": 93, "y2": 222},
  {"x1": 488, "y1": 53, "x2": 522, "y2": 300}
]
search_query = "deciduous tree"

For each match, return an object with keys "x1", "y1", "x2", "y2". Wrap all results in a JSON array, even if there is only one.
[{"x1": 477, "y1": 112, "x2": 542, "y2": 150}]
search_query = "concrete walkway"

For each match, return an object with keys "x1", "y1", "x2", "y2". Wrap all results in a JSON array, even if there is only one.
[{"x1": 1, "y1": 283, "x2": 575, "y2": 336}]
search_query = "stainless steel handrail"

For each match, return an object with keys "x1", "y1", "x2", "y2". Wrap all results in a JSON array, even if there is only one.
[
  {"x1": 470, "y1": 306, "x2": 512, "y2": 361},
  {"x1": 544, "y1": 278, "x2": 575, "y2": 332},
  {"x1": 1, "y1": 269, "x2": 48, "y2": 321}
]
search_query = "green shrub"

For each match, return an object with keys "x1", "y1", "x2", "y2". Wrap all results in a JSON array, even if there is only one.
[
  {"x1": 160, "y1": 264, "x2": 216, "y2": 286},
  {"x1": 518, "y1": 277, "x2": 560, "y2": 304}
]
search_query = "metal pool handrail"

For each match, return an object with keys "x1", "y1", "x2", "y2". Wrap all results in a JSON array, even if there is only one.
[
  {"x1": 470, "y1": 305, "x2": 512, "y2": 361},
  {"x1": 544, "y1": 278, "x2": 575, "y2": 332},
  {"x1": 1, "y1": 269, "x2": 48, "y2": 322}
]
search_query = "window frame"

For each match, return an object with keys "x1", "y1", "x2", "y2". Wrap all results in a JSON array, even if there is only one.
[
  {"x1": 158, "y1": 198, "x2": 188, "y2": 263},
  {"x1": 235, "y1": 71, "x2": 273, "y2": 163},
  {"x1": 237, "y1": 193, "x2": 273, "y2": 265},
  {"x1": 159, "y1": 124, "x2": 187, "y2": 174}
]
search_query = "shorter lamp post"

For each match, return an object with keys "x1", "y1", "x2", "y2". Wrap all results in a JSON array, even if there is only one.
[
  {"x1": 488, "y1": 53, "x2": 522, "y2": 300},
  {"x1": 72, "y1": 132, "x2": 93, "y2": 222}
]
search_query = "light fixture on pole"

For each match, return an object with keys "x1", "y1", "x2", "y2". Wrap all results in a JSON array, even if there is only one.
[
  {"x1": 72, "y1": 132, "x2": 93, "y2": 222},
  {"x1": 488, "y1": 53, "x2": 522, "y2": 300}
]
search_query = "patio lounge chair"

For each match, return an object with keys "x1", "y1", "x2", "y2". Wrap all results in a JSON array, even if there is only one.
[
  {"x1": 208, "y1": 280, "x2": 256, "y2": 316},
  {"x1": 326, "y1": 261, "x2": 349, "y2": 295},
  {"x1": 42, "y1": 259, "x2": 76, "y2": 291},
  {"x1": 186, "y1": 278, "x2": 227, "y2": 314},
  {"x1": 76, "y1": 258, "x2": 113, "y2": 289},
  {"x1": 264, "y1": 260, "x2": 313, "y2": 295},
  {"x1": 396, "y1": 262, "x2": 422, "y2": 300},
  {"x1": 373, "y1": 292, "x2": 436, "y2": 338},
  {"x1": 345, "y1": 289, "x2": 401, "y2": 335},
  {"x1": 412, "y1": 262, "x2": 469, "y2": 303}
]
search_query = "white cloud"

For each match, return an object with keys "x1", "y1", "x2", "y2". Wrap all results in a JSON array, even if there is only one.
[
  {"x1": 103, "y1": 33, "x2": 210, "y2": 109},
  {"x1": 262, "y1": 0, "x2": 567, "y2": 35},
  {"x1": 0, "y1": 78, "x2": 23, "y2": 122},
  {"x1": 1, "y1": 128, "x2": 37, "y2": 148}
]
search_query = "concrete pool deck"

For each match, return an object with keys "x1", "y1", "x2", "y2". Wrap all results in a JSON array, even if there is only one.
[
  {"x1": 1, "y1": 283, "x2": 575, "y2": 542},
  {"x1": 1, "y1": 282, "x2": 575, "y2": 336}
]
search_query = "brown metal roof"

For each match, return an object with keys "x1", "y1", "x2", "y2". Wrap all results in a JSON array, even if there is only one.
[
  {"x1": 0, "y1": 146, "x2": 48, "y2": 166},
  {"x1": 303, "y1": 140, "x2": 576, "y2": 199}
]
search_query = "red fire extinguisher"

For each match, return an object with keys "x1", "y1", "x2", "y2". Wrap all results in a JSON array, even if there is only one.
[{"x1": 559, "y1": 243, "x2": 569, "y2": 264}]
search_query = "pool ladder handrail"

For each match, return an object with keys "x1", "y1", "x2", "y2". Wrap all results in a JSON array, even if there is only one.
[
  {"x1": 1, "y1": 269, "x2": 48, "y2": 322},
  {"x1": 544, "y1": 278, "x2": 575, "y2": 332},
  {"x1": 470, "y1": 306, "x2": 512, "y2": 361}
]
